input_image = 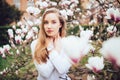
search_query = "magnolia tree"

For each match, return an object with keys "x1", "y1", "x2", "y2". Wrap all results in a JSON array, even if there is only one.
[{"x1": 0, "y1": 0, "x2": 120, "y2": 79}]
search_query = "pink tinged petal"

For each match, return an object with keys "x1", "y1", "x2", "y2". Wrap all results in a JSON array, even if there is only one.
[
  {"x1": 92, "y1": 67, "x2": 100, "y2": 73},
  {"x1": 71, "y1": 58, "x2": 79, "y2": 64},
  {"x1": 108, "y1": 54, "x2": 117, "y2": 66},
  {"x1": 115, "y1": 17, "x2": 120, "y2": 23},
  {"x1": 110, "y1": 14, "x2": 115, "y2": 21}
]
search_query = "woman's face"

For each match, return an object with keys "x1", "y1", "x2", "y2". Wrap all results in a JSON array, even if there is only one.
[{"x1": 43, "y1": 13, "x2": 61, "y2": 37}]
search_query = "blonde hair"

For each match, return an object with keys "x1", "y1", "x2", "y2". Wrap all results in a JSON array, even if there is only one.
[{"x1": 34, "y1": 8, "x2": 66, "y2": 63}]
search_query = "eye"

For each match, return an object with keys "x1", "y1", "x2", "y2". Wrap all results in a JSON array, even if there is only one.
[
  {"x1": 44, "y1": 21, "x2": 48, "y2": 24},
  {"x1": 52, "y1": 20, "x2": 56, "y2": 24}
]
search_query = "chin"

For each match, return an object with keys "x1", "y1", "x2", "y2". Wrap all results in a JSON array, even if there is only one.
[{"x1": 47, "y1": 34, "x2": 55, "y2": 37}]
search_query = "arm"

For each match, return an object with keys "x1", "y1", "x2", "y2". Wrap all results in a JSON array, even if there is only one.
[
  {"x1": 34, "y1": 60, "x2": 54, "y2": 78},
  {"x1": 49, "y1": 50, "x2": 72, "y2": 74},
  {"x1": 30, "y1": 40, "x2": 54, "y2": 78}
]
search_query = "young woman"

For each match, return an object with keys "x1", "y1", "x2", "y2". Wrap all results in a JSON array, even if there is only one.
[{"x1": 31, "y1": 8, "x2": 72, "y2": 80}]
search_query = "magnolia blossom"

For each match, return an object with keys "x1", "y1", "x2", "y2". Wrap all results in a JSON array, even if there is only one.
[
  {"x1": 27, "y1": 20, "x2": 34, "y2": 27},
  {"x1": 26, "y1": 6, "x2": 40, "y2": 15},
  {"x1": 70, "y1": 4, "x2": 77, "y2": 9},
  {"x1": 107, "y1": 25, "x2": 117, "y2": 34},
  {"x1": 99, "y1": 0, "x2": 105, "y2": 3},
  {"x1": 60, "y1": 0, "x2": 71, "y2": 8},
  {"x1": 26, "y1": 30, "x2": 34, "y2": 40},
  {"x1": 100, "y1": 37, "x2": 120, "y2": 67},
  {"x1": 15, "y1": 35, "x2": 22, "y2": 44},
  {"x1": 34, "y1": 18, "x2": 41, "y2": 25},
  {"x1": 59, "y1": 10, "x2": 68, "y2": 20},
  {"x1": 20, "y1": 25, "x2": 25, "y2": 29},
  {"x1": 105, "y1": 8, "x2": 120, "y2": 23},
  {"x1": 80, "y1": 29, "x2": 93, "y2": 40},
  {"x1": 8, "y1": 29, "x2": 14, "y2": 38},
  {"x1": 71, "y1": 0, "x2": 79, "y2": 4},
  {"x1": 3, "y1": 45, "x2": 11, "y2": 53},
  {"x1": 35, "y1": 1, "x2": 49, "y2": 9},
  {"x1": 17, "y1": 21, "x2": 23, "y2": 26},
  {"x1": 61, "y1": 35, "x2": 93, "y2": 64},
  {"x1": 66, "y1": 9, "x2": 74, "y2": 16},
  {"x1": 32, "y1": 27, "x2": 39, "y2": 34},
  {"x1": 40, "y1": 1, "x2": 49, "y2": 9},
  {"x1": 50, "y1": 1, "x2": 57, "y2": 6},
  {"x1": 22, "y1": 27, "x2": 28, "y2": 34},
  {"x1": 86, "y1": 56, "x2": 104, "y2": 73},
  {"x1": 16, "y1": 29, "x2": 22, "y2": 34}
]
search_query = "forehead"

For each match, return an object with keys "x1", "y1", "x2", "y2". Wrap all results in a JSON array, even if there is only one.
[{"x1": 44, "y1": 13, "x2": 59, "y2": 21}]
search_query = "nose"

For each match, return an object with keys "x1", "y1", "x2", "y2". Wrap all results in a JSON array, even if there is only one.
[{"x1": 47, "y1": 23, "x2": 52, "y2": 28}]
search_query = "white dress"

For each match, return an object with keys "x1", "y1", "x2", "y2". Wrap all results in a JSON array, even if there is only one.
[{"x1": 30, "y1": 40, "x2": 72, "y2": 80}]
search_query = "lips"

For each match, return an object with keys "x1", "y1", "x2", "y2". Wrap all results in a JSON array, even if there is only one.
[{"x1": 47, "y1": 30, "x2": 53, "y2": 33}]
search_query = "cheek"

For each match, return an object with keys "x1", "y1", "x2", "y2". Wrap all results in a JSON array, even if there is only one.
[
  {"x1": 43, "y1": 26, "x2": 47, "y2": 33},
  {"x1": 55, "y1": 25, "x2": 61, "y2": 32}
]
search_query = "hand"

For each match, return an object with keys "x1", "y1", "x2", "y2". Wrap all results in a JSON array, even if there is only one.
[
  {"x1": 47, "y1": 34, "x2": 62, "y2": 53},
  {"x1": 53, "y1": 35, "x2": 62, "y2": 53}
]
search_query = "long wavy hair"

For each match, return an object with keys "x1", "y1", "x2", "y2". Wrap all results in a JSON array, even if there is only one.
[{"x1": 34, "y1": 8, "x2": 66, "y2": 64}]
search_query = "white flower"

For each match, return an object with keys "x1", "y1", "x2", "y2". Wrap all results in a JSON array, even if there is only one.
[
  {"x1": 50, "y1": 1, "x2": 57, "y2": 6},
  {"x1": 41, "y1": 1, "x2": 49, "y2": 8},
  {"x1": 20, "y1": 25, "x2": 25, "y2": 29},
  {"x1": 59, "y1": 10, "x2": 68, "y2": 20},
  {"x1": 32, "y1": 27, "x2": 38, "y2": 34},
  {"x1": 105, "y1": 8, "x2": 120, "y2": 22},
  {"x1": 16, "y1": 29, "x2": 22, "y2": 34},
  {"x1": 34, "y1": 18, "x2": 41, "y2": 25},
  {"x1": 26, "y1": 6, "x2": 40, "y2": 15},
  {"x1": 27, "y1": 20, "x2": 34, "y2": 26},
  {"x1": 36, "y1": 1, "x2": 49, "y2": 9},
  {"x1": 60, "y1": 0, "x2": 71, "y2": 7},
  {"x1": 15, "y1": 35, "x2": 22, "y2": 44},
  {"x1": 105, "y1": 8, "x2": 115, "y2": 19},
  {"x1": 66, "y1": 9, "x2": 73, "y2": 16},
  {"x1": 22, "y1": 27, "x2": 28, "y2": 34},
  {"x1": 107, "y1": 25, "x2": 117, "y2": 34},
  {"x1": 26, "y1": 30, "x2": 34, "y2": 40},
  {"x1": 8, "y1": 29, "x2": 14, "y2": 38},
  {"x1": 3, "y1": 45, "x2": 11, "y2": 53},
  {"x1": 70, "y1": 0, "x2": 79, "y2": 4},
  {"x1": 61, "y1": 35, "x2": 93, "y2": 64},
  {"x1": 86, "y1": 56, "x2": 104, "y2": 73},
  {"x1": 17, "y1": 21, "x2": 22, "y2": 26},
  {"x1": 100, "y1": 37, "x2": 120, "y2": 67},
  {"x1": 80, "y1": 29, "x2": 93, "y2": 40}
]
